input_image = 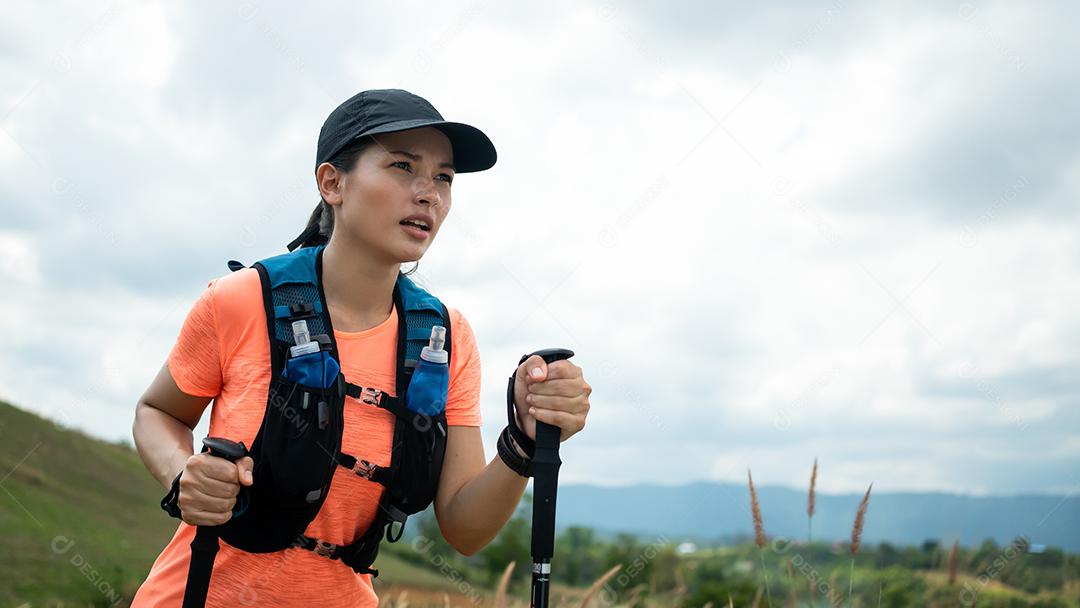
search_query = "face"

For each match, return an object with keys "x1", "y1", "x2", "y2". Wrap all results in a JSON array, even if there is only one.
[{"x1": 318, "y1": 126, "x2": 455, "y2": 266}]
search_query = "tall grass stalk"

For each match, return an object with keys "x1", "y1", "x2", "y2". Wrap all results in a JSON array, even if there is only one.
[
  {"x1": 848, "y1": 483, "x2": 873, "y2": 607},
  {"x1": 748, "y1": 469, "x2": 773, "y2": 608},
  {"x1": 808, "y1": 457, "x2": 818, "y2": 544}
]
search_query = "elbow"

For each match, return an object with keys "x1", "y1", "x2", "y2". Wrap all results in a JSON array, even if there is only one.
[
  {"x1": 439, "y1": 520, "x2": 488, "y2": 557},
  {"x1": 131, "y1": 401, "x2": 144, "y2": 446},
  {"x1": 452, "y1": 538, "x2": 482, "y2": 557}
]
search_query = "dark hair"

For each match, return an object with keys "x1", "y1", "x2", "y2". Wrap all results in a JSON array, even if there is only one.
[{"x1": 291, "y1": 135, "x2": 419, "y2": 276}]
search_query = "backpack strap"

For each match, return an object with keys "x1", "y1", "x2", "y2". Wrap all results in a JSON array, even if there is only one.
[{"x1": 252, "y1": 244, "x2": 340, "y2": 379}]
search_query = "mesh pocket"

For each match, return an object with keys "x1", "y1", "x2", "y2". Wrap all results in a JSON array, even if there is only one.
[{"x1": 389, "y1": 411, "x2": 447, "y2": 515}]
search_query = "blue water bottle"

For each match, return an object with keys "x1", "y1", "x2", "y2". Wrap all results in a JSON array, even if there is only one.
[{"x1": 406, "y1": 326, "x2": 449, "y2": 416}]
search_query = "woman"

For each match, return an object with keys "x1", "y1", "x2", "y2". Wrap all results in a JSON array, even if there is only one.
[{"x1": 131, "y1": 89, "x2": 592, "y2": 606}]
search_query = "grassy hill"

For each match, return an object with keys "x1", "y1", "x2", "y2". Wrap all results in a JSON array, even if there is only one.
[
  {"x1": 0, "y1": 400, "x2": 490, "y2": 606},
  {"x1": 0, "y1": 399, "x2": 176, "y2": 605}
]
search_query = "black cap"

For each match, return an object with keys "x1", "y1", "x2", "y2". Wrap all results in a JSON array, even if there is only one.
[{"x1": 316, "y1": 88, "x2": 497, "y2": 174}]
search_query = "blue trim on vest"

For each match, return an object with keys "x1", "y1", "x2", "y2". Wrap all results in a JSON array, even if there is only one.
[
  {"x1": 255, "y1": 243, "x2": 446, "y2": 334},
  {"x1": 259, "y1": 244, "x2": 322, "y2": 290}
]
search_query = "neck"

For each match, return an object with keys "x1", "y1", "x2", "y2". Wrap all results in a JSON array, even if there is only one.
[{"x1": 321, "y1": 234, "x2": 399, "y2": 322}]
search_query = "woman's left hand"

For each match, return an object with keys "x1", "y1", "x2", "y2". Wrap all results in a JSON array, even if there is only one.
[{"x1": 513, "y1": 355, "x2": 592, "y2": 443}]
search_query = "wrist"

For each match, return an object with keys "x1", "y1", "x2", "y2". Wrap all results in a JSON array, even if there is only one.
[
  {"x1": 508, "y1": 433, "x2": 528, "y2": 459},
  {"x1": 497, "y1": 425, "x2": 533, "y2": 478}
]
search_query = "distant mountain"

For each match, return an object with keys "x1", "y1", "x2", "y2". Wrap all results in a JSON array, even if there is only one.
[{"x1": 555, "y1": 481, "x2": 1080, "y2": 552}]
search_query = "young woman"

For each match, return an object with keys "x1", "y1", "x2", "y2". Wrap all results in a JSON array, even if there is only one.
[{"x1": 131, "y1": 89, "x2": 592, "y2": 606}]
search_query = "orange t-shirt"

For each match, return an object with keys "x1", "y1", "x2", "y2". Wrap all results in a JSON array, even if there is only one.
[{"x1": 132, "y1": 267, "x2": 482, "y2": 607}]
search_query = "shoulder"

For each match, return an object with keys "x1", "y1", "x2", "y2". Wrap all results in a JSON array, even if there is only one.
[
  {"x1": 202, "y1": 267, "x2": 264, "y2": 324},
  {"x1": 445, "y1": 307, "x2": 476, "y2": 345}
]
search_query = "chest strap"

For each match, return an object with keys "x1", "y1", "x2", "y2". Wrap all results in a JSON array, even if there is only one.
[
  {"x1": 336, "y1": 452, "x2": 392, "y2": 486},
  {"x1": 345, "y1": 381, "x2": 434, "y2": 428},
  {"x1": 292, "y1": 502, "x2": 410, "y2": 577}
]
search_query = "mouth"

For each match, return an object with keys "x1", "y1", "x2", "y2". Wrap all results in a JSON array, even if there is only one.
[
  {"x1": 399, "y1": 219, "x2": 431, "y2": 232},
  {"x1": 400, "y1": 221, "x2": 430, "y2": 239}
]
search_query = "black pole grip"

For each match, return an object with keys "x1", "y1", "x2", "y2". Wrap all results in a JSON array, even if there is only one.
[
  {"x1": 523, "y1": 348, "x2": 574, "y2": 608},
  {"x1": 182, "y1": 437, "x2": 249, "y2": 608},
  {"x1": 202, "y1": 437, "x2": 247, "y2": 462}
]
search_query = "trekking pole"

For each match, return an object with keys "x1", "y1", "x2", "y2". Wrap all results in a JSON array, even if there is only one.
[
  {"x1": 183, "y1": 437, "x2": 247, "y2": 608},
  {"x1": 523, "y1": 348, "x2": 575, "y2": 608}
]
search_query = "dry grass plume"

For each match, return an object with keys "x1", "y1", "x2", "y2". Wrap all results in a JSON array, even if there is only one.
[
  {"x1": 577, "y1": 564, "x2": 622, "y2": 608},
  {"x1": 808, "y1": 458, "x2": 818, "y2": 542},
  {"x1": 948, "y1": 539, "x2": 959, "y2": 586},
  {"x1": 749, "y1": 469, "x2": 766, "y2": 548},
  {"x1": 850, "y1": 483, "x2": 873, "y2": 556},
  {"x1": 493, "y1": 561, "x2": 515, "y2": 608}
]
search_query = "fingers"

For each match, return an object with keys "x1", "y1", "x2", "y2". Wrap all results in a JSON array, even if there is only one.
[
  {"x1": 181, "y1": 507, "x2": 235, "y2": 527},
  {"x1": 517, "y1": 355, "x2": 548, "y2": 385},
  {"x1": 524, "y1": 391, "x2": 590, "y2": 413},
  {"x1": 527, "y1": 406, "x2": 586, "y2": 440},
  {"x1": 190, "y1": 476, "x2": 242, "y2": 499},
  {"x1": 525, "y1": 378, "x2": 591, "y2": 398},
  {"x1": 193, "y1": 454, "x2": 244, "y2": 484},
  {"x1": 179, "y1": 452, "x2": 248, "y2": 526},
  {"x1": 236, "y1": 456, "x2": 255, "y2": 486},
  {"x1": 178, "y1": 482, "x2": 238, "y2": 526}
]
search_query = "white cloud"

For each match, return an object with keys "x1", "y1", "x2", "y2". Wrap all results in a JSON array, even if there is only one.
[{"x1": 1, "y1": 1, "x2": 1077, "y2": 495}]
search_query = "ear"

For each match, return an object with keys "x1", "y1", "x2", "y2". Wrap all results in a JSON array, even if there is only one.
[{"x1": 316, "y1": 162, "x2": 344, "y2": 206}]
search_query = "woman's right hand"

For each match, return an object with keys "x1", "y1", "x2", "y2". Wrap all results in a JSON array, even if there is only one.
[{"x1": 177, "y1": 453, "x2": 255, "y2": 526}]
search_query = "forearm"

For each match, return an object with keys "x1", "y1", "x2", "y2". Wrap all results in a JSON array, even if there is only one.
[
  {"x1": 440, "y1": 448, "x2": 529, "y2": 556},
  {"x1": 132, "y1": 401, "x2": 195, "y2": 490}
]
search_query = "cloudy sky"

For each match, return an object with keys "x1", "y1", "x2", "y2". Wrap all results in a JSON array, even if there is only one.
[{"x1": 2, "y1": 1, "x2": 1077, "y2": 497}]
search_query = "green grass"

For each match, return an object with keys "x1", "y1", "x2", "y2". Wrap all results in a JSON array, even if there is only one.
[
  {"x1": 0, "y1": 399, "x2": 177, "y2": 605},
  {"x1": 0, "y1": 400, "x2": 488, "y2": 606}
]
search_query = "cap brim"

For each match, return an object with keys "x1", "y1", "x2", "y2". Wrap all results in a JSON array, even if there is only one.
[{"x1": 360, "y1": 119, "x2": 497, "y2": 173}]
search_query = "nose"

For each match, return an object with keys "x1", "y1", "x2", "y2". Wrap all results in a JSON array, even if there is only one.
[{"x1": 413, "y1": 176, "x2": 442, "y2": 207}]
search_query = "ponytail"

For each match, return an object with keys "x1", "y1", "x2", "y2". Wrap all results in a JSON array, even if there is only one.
[{"x1": 287, "y1": 200, "x2": 333, "y2": 251}]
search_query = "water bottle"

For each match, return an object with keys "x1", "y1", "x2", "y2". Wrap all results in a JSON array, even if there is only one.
[
  {"x1": 290, "y1": 320, "x2": 320, "y2": 357},
  {"x1": 406, "y1": 325, "x2": 449, "y2": 416}
]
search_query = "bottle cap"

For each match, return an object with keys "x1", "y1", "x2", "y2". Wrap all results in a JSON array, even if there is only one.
[
  {"x1": 420, "y1": 325, "x2": 448, "y2": 364},
  {"x1": 291, "y1": 320, "x2": 312, "y2": 346},
  {"x1": 290, "y1": 341, "x2": 320, "y2": 357}
]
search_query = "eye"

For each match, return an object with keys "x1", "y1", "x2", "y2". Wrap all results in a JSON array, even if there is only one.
[
  {"x1": 437, "y1": 173, "x2": 454, "y2": 184},
  {"x1": 391, "y1": 161, "x2": 412, "y2": 172}
]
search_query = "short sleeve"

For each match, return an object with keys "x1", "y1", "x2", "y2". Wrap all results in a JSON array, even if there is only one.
[
  {"x1": 167, "y1": 278, "x2": 224, "y2": 398},
  {"x1": 445, "y1": 307, "x2": 482, "y2": 427}
]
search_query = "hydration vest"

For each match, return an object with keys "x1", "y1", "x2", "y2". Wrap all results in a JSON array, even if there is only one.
[{"x1": 207, "y1": 242, "x2": 452, "y2": 578}]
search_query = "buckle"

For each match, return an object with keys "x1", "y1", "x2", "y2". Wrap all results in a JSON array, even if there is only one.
[
  {"x1": 313, "y1": 540, "x2": 337, "y2": 558},
  {"x1": 288, "y1": 301, "x2": 316, "y2": 319},
  {"x1": 360, "y1": 387, "x2": 383, "y2": 406},
  {"x1": 351, "y1": 459, "x2": 377, "y2": 480}
]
